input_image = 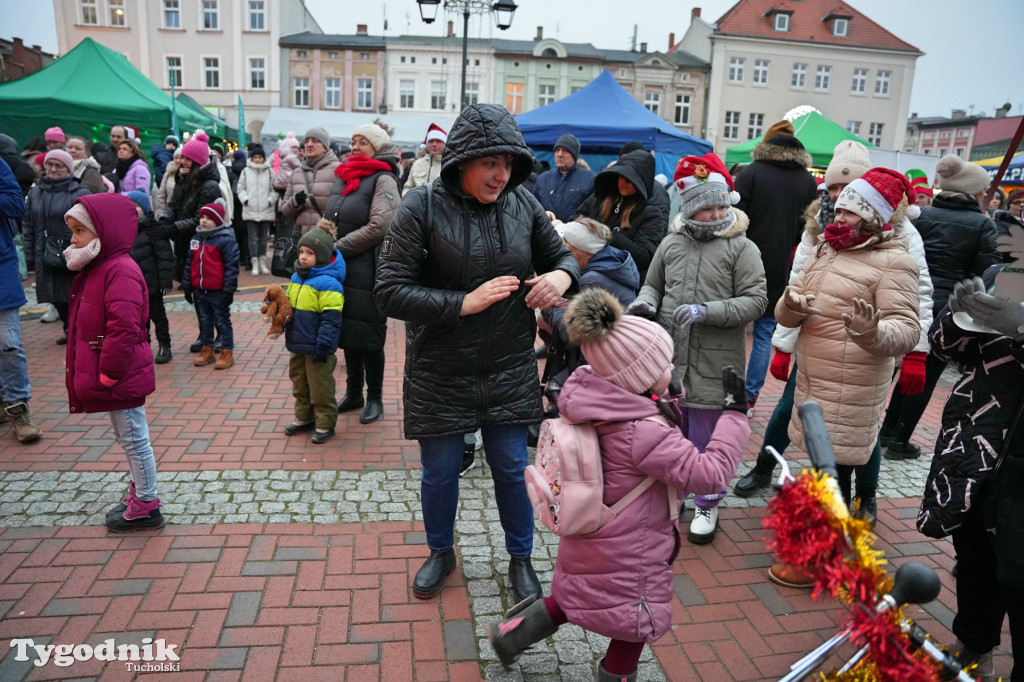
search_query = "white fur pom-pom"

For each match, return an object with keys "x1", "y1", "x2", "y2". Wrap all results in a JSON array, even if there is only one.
[
  {"x1": 729, "y1": 190, "x2": 741, "y2": 205},
  {"x1": 906, "y1": 204, "x2": 921, "y2": 221}
]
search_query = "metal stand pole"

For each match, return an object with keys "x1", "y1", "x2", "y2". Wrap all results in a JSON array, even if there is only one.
[{"x1": 460, "y1": 5, "x2": 470, "y2": 112}]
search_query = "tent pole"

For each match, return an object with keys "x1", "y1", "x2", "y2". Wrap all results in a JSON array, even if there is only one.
[
  {"x1": 984, "y1": 116, "x2": 1024, "y2": 206},
  {"x1": 170, "y1": 72, "x2": 179, "y2": 140}
]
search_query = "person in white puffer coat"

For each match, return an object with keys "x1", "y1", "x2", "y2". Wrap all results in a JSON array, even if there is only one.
[{"x1": 236, "y1": 144, "x2": 276, "y2": 275}]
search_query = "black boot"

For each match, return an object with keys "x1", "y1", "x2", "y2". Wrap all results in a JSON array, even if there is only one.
[
  {"x1": 412, "y1": 548, "x2": 456, "y2": 599},
  {"x1": 884, "y1": 440, "x2": 921, "y2": 460},
  {"x1": 508, "y1": 557, "x2": 542, "y2": 604},
  {"x1": 155, "y1": 343, "x2": 172, "y2": 364},
  {"x1": 337, "y1": 391, "x2": 365, "y2": 413},
  {"x1": 487, "y1": 596, "x2": 558, "y2": 669},
  {"x1": 733, "y1": 459, "x2": 775, "y2": 498},
  {"x1": 189, "y1": 338, "x2": 203, "y2": 353},
  {"x1": 853, "y1": 493, "x2": 877, "y2": 528},
  {"x1": 360, "y1": 398, "x2": 383, "y2": 424}
]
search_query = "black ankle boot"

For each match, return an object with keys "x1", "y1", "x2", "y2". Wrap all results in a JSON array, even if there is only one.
[
  {"x1": 189, "y1": 338, "x2": 203, "y2": 353},
  {"x1": 853, "y1": 493, "x2": 877, "y2": 528},
  {"x1": 508, "y1": 557, "x2": 542, "y2": 604},
  {"x1": 337, "y1": 391, "x2": 365, "y2": 413},
  {"x1": 733, "y1": 459, "x2": 775, "y2": 498},
  {"x1": 412, "y1": 548, "x2": 456, "y2": 599},
  {"x1": 487, "y1": 596, "x2": 557, "y2": 669},
  {"x1": 155, "y1": 343, "x2": 172, "y2": 364},
  {"x1": 360, "y1": 398, "x2": 383, "y2": 424},
  {"x1": 884, "y1": 440, "x2": 921, "y2": 460}
]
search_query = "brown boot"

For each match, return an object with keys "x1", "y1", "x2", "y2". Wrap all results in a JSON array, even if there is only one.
[
  {"x1": 214, "y1": 349, "x2": 235, "y2": 369},
  {"x1": 194, "y1": 345, "x2": 216, "y2": 366},
  {"x1": 5, "y1": 402, "x2": 42, "y2": 443}
]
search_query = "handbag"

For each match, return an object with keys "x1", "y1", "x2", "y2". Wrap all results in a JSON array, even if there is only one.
[
  {"x1": 43, "y1": 231, "x2": 70, "y2": 271},
  {"x1": 271, "y1": 221, "x2": 297, "y2": 278}
]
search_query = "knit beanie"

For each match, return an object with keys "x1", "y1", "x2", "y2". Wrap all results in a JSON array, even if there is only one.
[
  {"x1": 44, "y1": 149, "x2": 74, "y2": 174},
  {"x1": 934, "y1": 154, "x2": 990, "y2": 196},
  {"x1": 554, "y1": 133, "x2": 581, "y2": 161},
  {"x1": 836, "y1": 167, "x2": 914, "y2": 226},
  {"x1": 424, "y1": 123, "x2": 448, "y2": 144},
  {"x1": 64, "y1": 202, "x2": 96, "y2": 235},
  {"x1": 762, "y1": 120, "x2": 794, "y2": 144},
  {"x1": 164, "y1": 135, "x2": 179, "y2": 147},
  {"x1": 619, "y1": 141, "x2": 646, "y2": 157},
  {"x1": 303, "y1": 126, "x2": 332, "y2": 150},
  {"x1": 199, "y1": 199, "x2": 226, "y2": 227},
  {"x1": 181, "y1": 132, "x2": 210, "y2": 166},
  {"x1": 565, "y1": 288, "x2": 673, "y2": 394},
  {"x1": 279, "y1": 131, "x2": 299, "y2": 154},
  {"x1": 45, "y1": 127, "x2": 66, "y2": 143},
  {"x1": 126, "y1": 190, "x2": 151, "y2": 214},
  {"x1": 249, "y1": 144, "x2": 266, "y2": 159},
  {"x1": 824, "y1": 140, "x2": 870, "y2": 188},
  {"x1": 297, "y1": 219, "x2": 338, "y2": 266},
  {"x1": 351, "y1": 123, "x2": 390, "y2": 153},
  {"x1": 673, "y1": 153, "x2": 739, "y2": 218}
]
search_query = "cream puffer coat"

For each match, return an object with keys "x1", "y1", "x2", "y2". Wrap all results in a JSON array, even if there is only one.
[
  {"x1": 281, "y1": 150, "x2": 340, "y2": 236},
  {"x1": 775, "y1": 233, "x2": 920, "y2": 465}
]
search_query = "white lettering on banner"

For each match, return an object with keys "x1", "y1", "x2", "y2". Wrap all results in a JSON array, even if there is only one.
[{"x1": 9, "y1": 638, "x2": 180, "y2": 667}]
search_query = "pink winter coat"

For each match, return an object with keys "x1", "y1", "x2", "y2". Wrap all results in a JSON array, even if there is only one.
[
  {"x1": 66, "y1": 193, "x2": 156, "y2": 414},
  {"x1": 552, "y1": 366, "x2": 750, "y2": 643},
  {"x1": 118, "y1": 158, "x2": 151, "y2": 196}
]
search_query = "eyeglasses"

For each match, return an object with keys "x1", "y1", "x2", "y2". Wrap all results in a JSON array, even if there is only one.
[{"x1": 43, "y1": 161, "x2": 67, "y2": 170}]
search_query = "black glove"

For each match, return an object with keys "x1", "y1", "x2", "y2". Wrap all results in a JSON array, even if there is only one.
[
  {"x1": 311, "y1": 352, "x2": 328, "y2": 364},
  {"x1": 292, "y1": 190, "x2": 308, "y2": 207},
  {"x1": 183, "y1": 289, "x2": 193, "y2": 305},
  {"x1": 721, "y1": 366, "x2": 747, "y2": 414},
  {"x1": 223, "y1": 292, "x2": 234, "y2": 307}
]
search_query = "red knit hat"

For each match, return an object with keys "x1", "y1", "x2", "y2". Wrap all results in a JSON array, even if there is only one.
[
  {"x1": 673, "y1": 153, "x2": 740, "y2": 214},
  {"x1": 836, "y1": 167, "x2": 914, "y2": 226},
  {"x1": 424, "y1": 123, "x2": 447, "y2": 144},
  {"x1": 907, "y1": 175, "x2": 933, "y2": 197},
  {"x1": 199, "y1": 200, "x2": 226, "y2": 227}
]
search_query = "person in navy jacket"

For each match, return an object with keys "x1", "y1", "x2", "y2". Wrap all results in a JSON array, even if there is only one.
[
  {"x1": 183, "y1": 200, "x2": 239, "y2": 369},
  {"x1": 532, "y1": 134, "x2": 594, "y2": 223}
]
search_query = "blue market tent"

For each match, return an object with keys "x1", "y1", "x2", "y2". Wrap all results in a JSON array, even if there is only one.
[{"x1": 515, "y1": 70, "x2": 711, "y2": 178}]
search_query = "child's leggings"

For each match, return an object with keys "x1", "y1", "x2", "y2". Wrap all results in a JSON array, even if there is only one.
[
  {"x1": 109, "y1": 406, "x2": 158, "y2": 501},
  {"x1": 543, "y1": 596, "x2": 645, "y2": 675}
]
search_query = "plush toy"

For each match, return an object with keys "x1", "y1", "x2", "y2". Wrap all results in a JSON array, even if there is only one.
[{"x1": 260, "y1": 284, "x2": 293, "y2": 339}]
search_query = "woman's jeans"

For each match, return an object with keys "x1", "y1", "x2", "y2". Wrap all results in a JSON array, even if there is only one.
[
  {"x1": 0, "y1": 307, "x2": 30, "y2": 403},
  {"x1": 420, "y1": 424, "x2": 533, "y2": 558},
  {"x1": 108, "y1": 406, "x2": 158, "y2": 501},
  {"x1": 745, "y1": 315, "x2": 776, "y2": 405},
  {"x1": 246, "y1": 220, "x2": 273, "y2": 260}
]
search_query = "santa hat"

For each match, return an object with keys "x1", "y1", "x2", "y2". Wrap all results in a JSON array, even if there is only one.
[
  {"x1": 836, "y1": 167, "x2": 914, "y2": 226},
  {"x1": 424, "y1": 123, "x2": 447, "y2": 145},
  {"x1": 199, "y1": 199, "x2": 227, "y2": 227},
  {"x1": 123, "y1": 125, "x2": 140, "y2": 144},
  {"x1": 673, "y1": 153, "x2": 739, "y2": 218}
]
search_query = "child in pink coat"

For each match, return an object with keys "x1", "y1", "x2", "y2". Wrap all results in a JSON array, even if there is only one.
[{"x1": 487, "y1": 288, "x2": 750, "y2": 680}]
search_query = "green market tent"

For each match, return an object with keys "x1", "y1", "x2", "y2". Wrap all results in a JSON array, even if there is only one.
[
  {"x1": 725, "y1": 111, "x2": 875, "y2": 167},
  {"x1": 175, "y1": 93, "x2": 238, "y2": 142},
  {"x1": 0, "y1": 37, "x2": 219, "y2": 153}
]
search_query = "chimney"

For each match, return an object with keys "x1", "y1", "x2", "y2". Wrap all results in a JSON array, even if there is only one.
[
  {"x1": 668, "y1": 32, "x2": 675, "y2": 51},
  {"x1": 996, "y1": 103, "x2": 1011, "y2": 119},
  {"x1": 951, "y1": 109, "x2": 966, "y2": 120},
  {"x1": 535, "y1": 26, "x2": 543, "y2": 40},
  {"x1": 12, "y1": 37, "x2": 23, "y2": 64},
  {"x1": 447, "y1": 20, "x2": 454, "y2": 37},
  {"x1": 356, "y1": 24, "x2": 367, "y2": 35},
  {"x1": 640, "y1": 42, "x2": 647, "y2": 53},
  {"x1": 692, "y1": 7, "x2": 701, "y2": 20}
]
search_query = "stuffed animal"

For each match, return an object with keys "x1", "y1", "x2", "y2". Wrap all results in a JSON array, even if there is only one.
[{"x1": 261, "y1": 284, "x2": 293, "y2": 339}]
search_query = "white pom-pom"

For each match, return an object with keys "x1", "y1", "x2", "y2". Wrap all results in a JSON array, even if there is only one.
[
  {"x1": 729, "y1": 190, "x2": 741, "y2": 205},
  {"x1": 906, "y1": 204, "x2": 921, "y2": 221}
]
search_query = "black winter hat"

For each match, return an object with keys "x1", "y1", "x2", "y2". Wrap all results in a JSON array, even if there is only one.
[
  {"x1": 249, "y1": 144, "x2": 266, "y2": 159},
  {"x1": 765, "y1": 133, "x2": 806, "y2": 151},
  {"x1": 554, "y1": 133, "x2": 581, "y2": 161},
  {"x1": 619, "y1": 140, "x2": 646, "y2": 156}
]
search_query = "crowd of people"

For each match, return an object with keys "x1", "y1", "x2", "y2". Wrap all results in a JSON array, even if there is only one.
[{"x1": 1, "y1": 103, "x2": 1022, "y2": 680}]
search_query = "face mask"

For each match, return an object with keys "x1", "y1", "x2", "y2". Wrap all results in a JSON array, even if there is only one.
[{"x1": 679, "y1": 210, "x2": 735, "y2": 241}]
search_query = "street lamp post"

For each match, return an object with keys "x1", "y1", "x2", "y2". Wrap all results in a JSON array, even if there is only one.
[{"x1": 417, "y1": 0, "x2": 518, "y2": 111}]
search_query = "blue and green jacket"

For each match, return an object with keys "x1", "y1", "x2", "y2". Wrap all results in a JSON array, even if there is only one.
[{"x1": 285, "y1": 249, "x2": 346, "y2": 356}]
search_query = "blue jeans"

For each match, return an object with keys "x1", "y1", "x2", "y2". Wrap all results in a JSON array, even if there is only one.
[
  {"x1": 420, "y1": 424, "x2": 533, "y2": 558},
  {"x1": 745, "y1": 315, "x2": 776, "y2": 404},
  {"x1": 195, "y1": 290, "x2": 234, "y2": 349},
  {"x1": 108, "y1": 406, "x2": 158, "y2": 501},
  {"x1": 0, "y1": 307, "x2": 30, "y2": 403}
]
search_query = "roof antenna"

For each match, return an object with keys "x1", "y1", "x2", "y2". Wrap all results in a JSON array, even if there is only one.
[{"x1": 631, "y1": 24, "x2": 638, "y2": 51}]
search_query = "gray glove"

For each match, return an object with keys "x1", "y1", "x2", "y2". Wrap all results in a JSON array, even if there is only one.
[
  {"x1": 673, "y1": 303, "x2": 708, "y2": 330},
  {"x1": 625, "y1": 299, "x2": 657, "y2": 319},
  {"x1": 948, "y1": 276, "x2": 987, "y2": 314},
  {"x1": 960, "y1": 291, "x2": 1024, "y2": 340}
]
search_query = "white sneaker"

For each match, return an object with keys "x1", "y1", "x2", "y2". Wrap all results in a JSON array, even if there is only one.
[
  {"x1": 251, "y1": 258, "x2": 260, "y2": 276},
  {"x1": 259, "y1": 256, "x2": 271, "y2": 275},
  {"x1": 687, "y1": 506, "x2": 718, "y2": 544},
  {"x1": 473, "y1": 429, "x2": 483, "y2": 451},
  {"x1": 40, "y1": 304, "x2": 59, "y2": 323}
]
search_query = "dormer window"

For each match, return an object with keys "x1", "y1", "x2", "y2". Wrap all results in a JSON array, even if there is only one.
[
  {"x1": 773, "y1": 13, "x2": 790, "y2": 32},
  {"x1": 833, "y1": 17, "x2": 849, "y2": 37}
]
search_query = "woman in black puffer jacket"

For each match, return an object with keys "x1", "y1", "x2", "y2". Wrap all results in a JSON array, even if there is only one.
[{"x1": 375, "y1": 103, "x2": 579, "y2": 604}]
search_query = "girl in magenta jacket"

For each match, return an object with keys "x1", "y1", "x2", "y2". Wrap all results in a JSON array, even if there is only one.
[
  {"x1": 64, "y1": 193, "x2": 163, "y2": 532},
  {"x1": 487, "y1": 289, "x2": 750, "y2": 680}
]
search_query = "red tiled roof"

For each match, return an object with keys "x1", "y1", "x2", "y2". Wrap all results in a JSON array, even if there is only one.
[{"x1": 715, "y1": 0, "x2": 920, "y2": 53}]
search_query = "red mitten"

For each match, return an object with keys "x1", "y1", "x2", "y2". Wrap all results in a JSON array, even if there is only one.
[
  {"x1": 897, "y1": 351, "x2": 927, "y2": 395},
  {"x1": 99, "y1": 373, "x2": 118, "y2": 388},
  {"x1": 769, "y1": 351, "x2": 791, "y2": 381}
]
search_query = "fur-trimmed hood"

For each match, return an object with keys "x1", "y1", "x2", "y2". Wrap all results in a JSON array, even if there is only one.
[
  {"x1": 750, "y1": 142, "x2": 813, "y2": 169},
  {"x1": 670, "y1": 207, "x2": 750, "y2": 239}
]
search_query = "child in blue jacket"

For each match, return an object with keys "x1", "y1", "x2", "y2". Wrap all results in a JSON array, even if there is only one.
[
  {"x1": 282, "y1": 219, "x2": 345, "y2": 444},
  {"x1": 184, "y1": 199, "x2": 240, "y2": 369}
]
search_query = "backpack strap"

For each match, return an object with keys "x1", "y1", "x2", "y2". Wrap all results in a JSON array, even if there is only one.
[
  {"x1": 600, "y1": 414, "x2": 679, "y2": 521},
  {"x1": 608, "y1": 476, "x2": 657, "y2": 515}
]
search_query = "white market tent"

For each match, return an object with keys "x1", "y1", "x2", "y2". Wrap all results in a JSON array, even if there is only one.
[
  {"x1": 260, "y1": 108, "x2": 459, "y2": 152},
  {"x1": 866, "y1": 149, "x2": 939, "y2": 179}
]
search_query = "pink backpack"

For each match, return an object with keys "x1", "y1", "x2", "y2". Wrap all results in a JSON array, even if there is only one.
[{"x1": 525, "y1": 415, "x2": 676, "y2": 536}]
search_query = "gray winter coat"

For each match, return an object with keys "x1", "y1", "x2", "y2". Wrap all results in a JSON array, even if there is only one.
[{"x1": 23, "y1": 176, "x2": 91, "y2": 305}]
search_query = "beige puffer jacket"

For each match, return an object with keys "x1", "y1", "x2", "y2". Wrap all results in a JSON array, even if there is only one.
[
  {"x1": 281, "y1": 150, "x2": 340, "y2": 235},
  {"x1": 775, "y1": 234, "x2": 920, "y2": 465}
]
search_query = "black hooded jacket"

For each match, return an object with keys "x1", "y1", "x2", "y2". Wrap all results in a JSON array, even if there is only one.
[
  {"x1": 375, "y1": 104, "x2": 580, "y2": 439},
  {"x1": 0, "y1": 134, "x2": 36, "y2": 197},
  {"x1": 576, "y1": 150, "x2": 669, "y2": 282}
]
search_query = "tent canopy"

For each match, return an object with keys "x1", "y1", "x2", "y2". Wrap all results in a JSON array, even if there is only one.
[
  {"x1": 725, "y1": 111, "x2": 875, "y2": 167},
  {"x1": 176, "y1": 93, "x2": 238, "y2": 143},
  {"x1": 515, "y1": 70, "x2": 712, "y2": 178},
  {"x1": 0, "y1": 38, "x2": 219, "y2": 153},
  {"x1": 977, "y1": 151, "x2": 1024, "y2": 186}
]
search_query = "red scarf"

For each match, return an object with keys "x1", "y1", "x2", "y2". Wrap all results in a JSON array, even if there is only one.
[
  {"x1": 334, "y1": 156, "x2": 392, "y2": 196},
  {"x1": 823, "y1": 222, "x2": 890, "y2": 251}
]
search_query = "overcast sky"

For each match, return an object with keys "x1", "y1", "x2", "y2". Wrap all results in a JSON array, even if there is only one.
[{"x1": 3, "y1": 0, "x2": 1021, "y2": 118}]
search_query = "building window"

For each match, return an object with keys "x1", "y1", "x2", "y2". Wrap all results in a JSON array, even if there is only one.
[
  {"x1": 80, "y1": 0, "x2": 98, "y2": 25},
  {"x1": 328, "y1": 51, "x2": 338, "y2": 59},
  {"x1": 109, "y1": 0, "x2": 125, "y2": 26},
  {"x1": 166, "y1": 56, "x2": 183, "y2": 88},
  {"x1": 430, "y1": 81, "x2": 446, "y2": 110},
  {"x1": 410, "y1": 56, "x2": 416, "y2": 64},
  {"x1": 791, "y1": 63, "x2": 807, "y2": 88},
  {"x1": 851, "y1": 68, "x2": 867, "y2": 93},
  {"x1": 361, "y1": 52, "x2": 370, "y2": 60},
  {"x1": 505, "y1": 82, "x2": 524, "y2": 115},
  {"x1": 643, "y1": 91, "x2": 660, "y2": 115},
  {"x1": 163, "y1": 0, "x2": 180, "y2": 28},
  {"x1": 833, "y1": 17, "x2": 849, "y2": 37},
  {"x1": 869, "y1": 122, "x2": 884, "y2": 146},
  {"x1": 940, "y1": 130, "x2": 952, "y2": 139},
  {"x1": 724, "y1": 111, "x2": 740, "y2": 139},
  {"x1": 748, "y1": 113, "x2": 764, "y2": 140},
  {"x1": 847, "y1": 121, "x2": 861, "y2": 135},
  {"x1": 248, "y1": 58, "x2": 265, "y2": 89},
  {"x1": 474, "y1": 59, "x2": 480, "y2": 66},
  {"x1": 248, "y1": 1, "x2": 265, "y2": 30},
  {"x1": 674, "y1": 94, "x2": 691, "y2": 125},
  {"x1": 539, "y1": 84, "x2": 556, "y2": 108},
  {"x1": 293, "y1": 77, "x2": 310, "y2": 107},
  {"x1": 954, "y1": 147, "x2": 966, "y2": 158},
  {"x1": 400, "y1": 56, "x2": 405, "y2": 63},
  {"x1": 815, "y1": 65, "x2": 831, "y2": 91},
  {"x1": 324, "y1": 78, "x2": 341, "y2": 109},
  {"x1": 875, "y1": 70, "x2": 891, "y2": 96},
  {"x1": 773, "y1": 13, "x2": 790, "y2": 32},
  {"x1": 399, "y1": 80, "x2": 415, "y2": 109},
  {"x1": 296, "y1": 50, "x2": 307, "y2": 58},
  {"x1": 202, "y1": 0, "x2": 218, "y2": 30},
  {"x1": 465, "y1": 82, "x2": 479, "y2": 106},
  {"x1": 728, "y1": 57, "x2": 744, "y2": 83},
  {"x1": 203, "y1": 57, "x2": 220, "y2": 88},
  {"x1": 356, "y1": 78, "x2": 373, "y2": 110},
  {"x1": 753, "y1": 59, "x2": 769, "y2": 85}
]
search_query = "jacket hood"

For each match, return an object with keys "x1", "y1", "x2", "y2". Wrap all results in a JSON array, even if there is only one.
[
  {"x1": 372, "y1": 142, "x2": 402, "y2": 172},
  {"x1": 584, "y1": 245, "x2": 640, "y2": 291},
  {"x1": 594, "y1": 150, "x2": 654, "y2": 202},
  {"x1": 933, "y1": 191, "x2": 983, "y2": 213},
  {"x1": 302, "y1": 149, "x2": 339, "y2": 172},
  {"x1": 76, "y1": 193, "x2": 139, "y2": 262},
  {"x1": 558, "y1": 366, "x2": 662, "y2": 423},
  {"x1": 246, "y1": 158, "x2": 271, "y2": 171},
  {"x1": 439, "y1": 104, "x2": 534, "y2": 198},
  {"x1": 0, "y1": 134, "x2": 18, "y2": 156},
  {"x1": 308, "y1": 248, "x2": 347, "y2": 281},
  {"x1": 750, "y1": 142, "x2": 813, "y2": 169}
]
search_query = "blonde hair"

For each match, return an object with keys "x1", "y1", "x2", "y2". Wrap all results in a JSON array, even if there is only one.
[{"x1": 598, "y1": 195, "x2": 637, "y2": 229}]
